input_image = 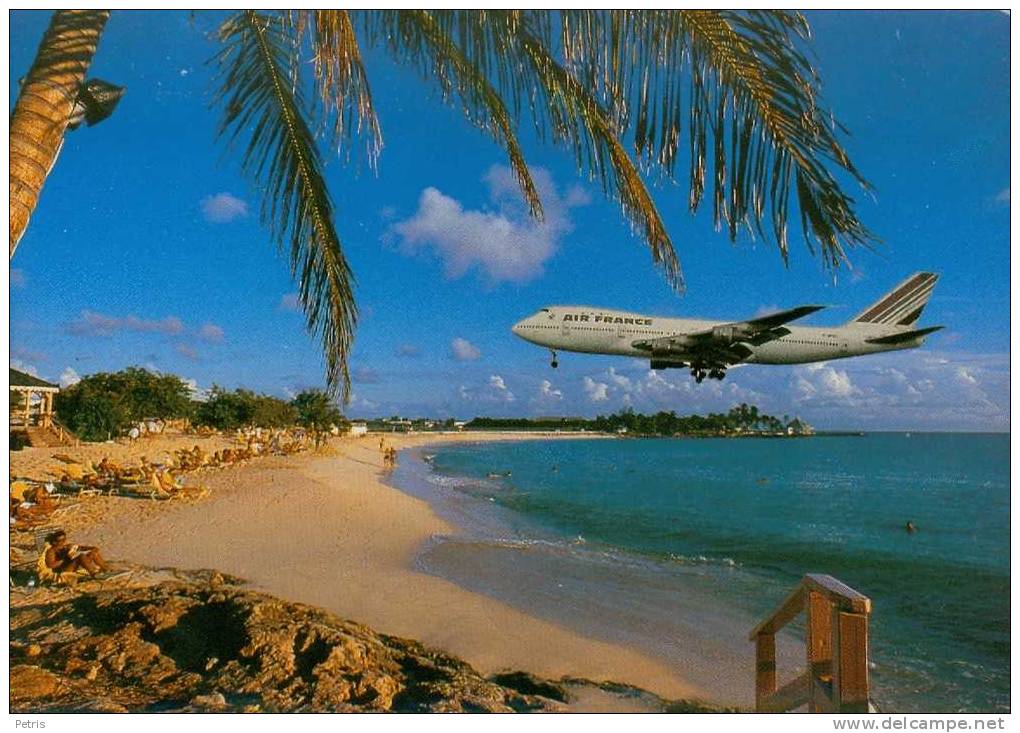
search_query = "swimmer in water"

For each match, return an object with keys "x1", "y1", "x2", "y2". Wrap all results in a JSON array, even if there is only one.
[{"x1": 905, "y1": 521, "x2": 917, "y2": 534}]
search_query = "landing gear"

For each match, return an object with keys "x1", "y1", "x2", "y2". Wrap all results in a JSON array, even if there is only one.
[
  {"x1": 550, "y1": 350, "x2": 558, "y2": 369},
  {"x1": 691, "y1": 366, "x2": 727, "y2": 383}
]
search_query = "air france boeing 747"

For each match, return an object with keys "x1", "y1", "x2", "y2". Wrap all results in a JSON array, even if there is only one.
[{"x1": 511, "y1": 272, "x2": 942, "y2": 383}]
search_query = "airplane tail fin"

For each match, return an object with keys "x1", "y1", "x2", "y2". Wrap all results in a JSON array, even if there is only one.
[{"x1": 850, "y1": 272, "x2": 938, "y2": 327}]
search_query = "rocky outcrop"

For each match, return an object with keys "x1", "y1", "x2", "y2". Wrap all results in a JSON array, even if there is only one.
[{"x1": 10, "y1": 579, "x2": 571, "y2": 712}]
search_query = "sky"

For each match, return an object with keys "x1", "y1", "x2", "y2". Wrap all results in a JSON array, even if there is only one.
[{"x1": 8, "y1": 10, "x2": 1010, "y2": 431}]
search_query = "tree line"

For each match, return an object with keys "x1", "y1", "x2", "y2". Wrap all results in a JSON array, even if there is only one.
[
  {"x1": 54, "y1": 367, "x2": 345, "y2": 441},
  {"x1": 468, "y1": 404, "x2": 811, "y2": 437}
]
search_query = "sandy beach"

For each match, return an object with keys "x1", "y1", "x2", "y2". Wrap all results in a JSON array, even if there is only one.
[{"x1": 11, "y1": 431, "x2": 744, "y2": 709}]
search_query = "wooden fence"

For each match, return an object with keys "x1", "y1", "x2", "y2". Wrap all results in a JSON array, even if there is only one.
[{"x1": 749, "y1": 574, "x2": 871, "y2": 713}]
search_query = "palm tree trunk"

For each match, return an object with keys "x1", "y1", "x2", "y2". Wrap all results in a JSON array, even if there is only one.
[{"x1": 9, "y1": 10, "x2": 109, "y2": 259}]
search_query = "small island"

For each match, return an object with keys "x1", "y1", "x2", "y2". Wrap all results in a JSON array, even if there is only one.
[{"x1": 465, "y1": 404, "x2": 815, "y2": 438}]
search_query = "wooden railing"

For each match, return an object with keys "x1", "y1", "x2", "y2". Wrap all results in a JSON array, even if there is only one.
[
  {"x1": 749, "y1": 574, "x2": 871, "y2": 713},
  {"x1": 47, "y1": 416, "x2": 79, "y2": 446}
]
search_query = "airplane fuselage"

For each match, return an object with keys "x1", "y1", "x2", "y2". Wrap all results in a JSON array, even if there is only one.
[{"x1": 512, "y1": 306, "x2": 924, "y2": 366}]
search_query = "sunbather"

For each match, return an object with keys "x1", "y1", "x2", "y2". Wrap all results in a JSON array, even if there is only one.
[{"x1": 44, "y1": 530, "x2": 109, "y2": 576}]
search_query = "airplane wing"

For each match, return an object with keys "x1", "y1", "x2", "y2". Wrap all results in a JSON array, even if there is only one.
[{"x1": 632, "y1": 304, "x2": 825, "y2": 367}]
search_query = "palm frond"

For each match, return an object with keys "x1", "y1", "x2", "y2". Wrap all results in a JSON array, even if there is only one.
[
  {"x1": 558, "y1": 10, "x2": 874, "y2": 267},
  {"x1": 367, "y1": 10, "x2": 543, "y2": 219},
  {"x1": 301, "y1": 10, "x2": 382, "y2": 167},
  {"x1": 213, "y1": 11, "x2": 356, "y2": 401},
  {"x1": 512, "y1": 15, "x2": 682, "y2": 290}
]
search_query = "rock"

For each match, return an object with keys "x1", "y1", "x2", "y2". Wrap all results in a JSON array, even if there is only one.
[
  {"x1": 191, "y1": 692, "x2": 227, "y2": 709},
  {"x1": 489, "y1": 671, "x2": 569, "y2": 702},
  {"x1": 81, "y1": 700, "x2": 129, "y2": 713},
  {"x1": 25, "y1": 644, "x2": 42, "y2": 658},
  {"x1": 10, "y1": 665, "x2": 62, "y2": 701},
  {"x1": 10, "y1": 577, "x2": 714, "y2": 714}
]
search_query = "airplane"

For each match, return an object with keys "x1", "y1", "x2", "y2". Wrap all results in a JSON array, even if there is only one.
[{"x1": 511, "y1": 272, "x2": 942, "y2": 383}]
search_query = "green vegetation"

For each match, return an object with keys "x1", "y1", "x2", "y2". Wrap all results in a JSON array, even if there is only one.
[
  {"x1": 55, "y1": 368, "x2": 194, "y2": 441},
  {"x1": 194, "y1": 388, "x2": 298, "y2": 431},
  {"x1": 467, "y1": 405, "x2": 812, "y2": 437},
  {"x1": 291, "y1": 390, "x2": 346, "y2": 430},
  {"x1": 55, "y1": 367, "x2": 345, "y2": 441}
]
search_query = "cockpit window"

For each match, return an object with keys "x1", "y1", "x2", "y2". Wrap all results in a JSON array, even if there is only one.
[{"x1": 539, "y1": 308, "x2": 550, "y2": 313}]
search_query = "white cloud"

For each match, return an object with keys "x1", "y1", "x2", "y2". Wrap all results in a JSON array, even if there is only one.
[
  {"x1": 59, "y1": 367, "x2": 81, "y2": 388},
  {"x1": 583, "y1": 376, "x2": 609, "y2": 402},
  {"x1": 537, "y1": 379, "x2": 562, "y2": 401},
  {"x1": 176, "y1": 343, "x2": 199, "y2": 361},
  {"x1": 458, "y1": 374, "x2": 515, "y2": 403},
  {"x1": 198, "y1": 323, "x2": 224, "y2": 343},
  {"x1": 607, "y1": 367, "x2": 633, "y2": 391},
  {"x1": 396, "y1": 343, "x2": 420, "y2": 358},
  {"x1": 349, "y1": 391, "x2": 379, "y2": 412},
  {"x1": 388, "y1": 165, "x2": 589, "y2": 283},
  {"x1": 278, "y1": 293, "x2": 301, "y2": 312},
  {"x1": 451, "y1": 337, "x2": 481, "y2": 361},
  {"x1": 10, "y1": 359, "x2": 41, "y2": 378},
  {"x1": 201, "y1": 192, "x2": 248, "y2": 223},
  {"x1": 488, "y1": 374, "x2": 515, "y2": 403},
  {"x1": 820, "y1": 367, "x2": 854, "y2": 397},
  {"x1": 183, "y1": 377, "x2": 210, "y2": 402},
  {"x1": 793, "y1": 363, "x2": 857, "y2": 403},
  {"x1": 955, "y1": 366, "x2": 977, "y2": 385},
  {"x1": 11, "y1": 269, "x2": 25, "y2": 288},
  {"x1": 995, "y1": 187, "x2": 1009, "y2": 204},
  {"x1": 67, "y1": 310, "x2": 184, "y2": 337}
]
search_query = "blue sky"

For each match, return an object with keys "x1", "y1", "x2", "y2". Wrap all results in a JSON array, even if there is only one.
[{"x1": 9, "y1": 11, "x2": 1010, "y2": 431}]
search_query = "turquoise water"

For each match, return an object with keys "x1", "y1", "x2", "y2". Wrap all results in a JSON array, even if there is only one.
[{"x1": 395, "y1": 434, "x2": 1009, "y2": 712}]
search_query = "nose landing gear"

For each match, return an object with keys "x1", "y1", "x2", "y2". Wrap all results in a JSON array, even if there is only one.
[{"x1": 550, "y1": 350, "x2": 558, "y2": 369}]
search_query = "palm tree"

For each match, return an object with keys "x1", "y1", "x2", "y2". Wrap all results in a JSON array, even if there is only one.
[
  {"x1": 10, "y1": 10, "x2": 874, "y2": 401},
  {"x1": 9, "y1": 10, "x2": 109, "y2": 258}
]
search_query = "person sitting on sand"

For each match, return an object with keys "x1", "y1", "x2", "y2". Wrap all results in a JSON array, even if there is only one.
[
  {"x1": 44, "y1": 530, "x2": 109, "y2": 577},
  {"x1": 23, "y1": 485, "x2": 59, "y2": 513},
  {"x1": 10, "y1": 496, "x2": 49, "y2": 524}
]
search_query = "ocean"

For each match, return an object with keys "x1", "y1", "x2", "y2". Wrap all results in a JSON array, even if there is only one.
[{"x1": 388, "y1": 434, "x2": 1009, "y2": 713}]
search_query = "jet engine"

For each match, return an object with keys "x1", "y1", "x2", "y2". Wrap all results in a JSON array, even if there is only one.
[{"x1": 711, "y1": 324, "x2": 755, "y2": 343}]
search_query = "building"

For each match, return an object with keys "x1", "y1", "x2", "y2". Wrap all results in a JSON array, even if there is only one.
[
  {"x1": 348, "y1": 422, "x2": 368, "y2": 437},
  {"x1": 10, "y1": 368, "x2": 59, "y2": 429}
]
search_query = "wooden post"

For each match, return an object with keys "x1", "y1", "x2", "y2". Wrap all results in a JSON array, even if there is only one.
[
  {"x1": 807, "y1": 591, "x2": 834, "y2": 712},
  {"x1": 836, "y1": 612, "x2": 869, "y2": 713},
  {"x1": 755, "y1": 633, "x2": 777, "y2": 711},
  {"x1": 23, "y1": 390, "x2": 31, "y2": 424}
]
